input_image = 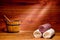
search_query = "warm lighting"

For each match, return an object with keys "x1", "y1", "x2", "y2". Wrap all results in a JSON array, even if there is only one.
[{"x1": 20, "y1": 2, "x2": 52, "y2": 31}]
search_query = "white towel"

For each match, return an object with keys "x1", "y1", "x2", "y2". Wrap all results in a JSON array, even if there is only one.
[
  {"x1": 43, "y1": 28, "x2": 55, "y2": 39},
  {"x1": 33, "y1": 29, "x2": 42, "y2": 38}
]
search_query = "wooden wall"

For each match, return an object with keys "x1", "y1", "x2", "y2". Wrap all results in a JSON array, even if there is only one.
[{"x1": 0, "y1": 0, "x2": 60, "y2": 32}]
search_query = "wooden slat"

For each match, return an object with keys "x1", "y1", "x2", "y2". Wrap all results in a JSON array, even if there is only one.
[{"x1": 0, "y1": 32, "x2": 60, "y2": 40}]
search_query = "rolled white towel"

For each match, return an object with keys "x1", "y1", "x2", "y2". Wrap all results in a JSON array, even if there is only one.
[
  {"x1": 43, "y1": 28, "x2": 55, "y2": 39},
  {"x1": 33, "y1": 29, "x2": 42, "y2": 38}
]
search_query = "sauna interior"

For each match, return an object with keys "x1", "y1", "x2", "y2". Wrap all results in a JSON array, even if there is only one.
[{"x1": 0, "y1": 0, "x2": 60, "y2": 40}]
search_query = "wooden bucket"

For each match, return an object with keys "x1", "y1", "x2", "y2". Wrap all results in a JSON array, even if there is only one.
[{"x1": 6, "y1": 20, "x2": 20, "y2": 33}]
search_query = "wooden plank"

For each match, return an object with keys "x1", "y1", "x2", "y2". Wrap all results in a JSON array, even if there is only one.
[{"x1": 0, "y1": 32, "x2": 60, "y2": 40}]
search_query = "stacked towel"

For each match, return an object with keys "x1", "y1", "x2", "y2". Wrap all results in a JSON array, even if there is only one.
[
  {"x1": 43, "y1": 28, "x2": 55, "y2": 39},
  {"x1": 39, "y1": 23, "x2": 51, "y2": 33},
  {"x1": 33, "y1": 29, "x2": 42, "y2": 38},
  {"x1": 33, "y1": 23, "x2": 55, "y2": 39}
]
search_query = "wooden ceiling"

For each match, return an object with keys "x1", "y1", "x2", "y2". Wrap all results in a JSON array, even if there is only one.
[
  {"x1": 0, "y1": 0, "x2": 40, "y2": 6},
  {"x1": 1, "y1": 0, "x2": 39, "y2": 2},
  {"x1": 0, "y1": 0, "x2": 60, "y2": 6}
]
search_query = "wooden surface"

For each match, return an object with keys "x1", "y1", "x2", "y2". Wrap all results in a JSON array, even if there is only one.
[
  {"x1": 0, "y1": 0, "x2": 60, "y2": 31},
  {"x1": 0, "y1": 32, "x2": 60, "y2": 40},
  {"x1": 0, "y1": 3, "x2": 60, "y2": 31}
]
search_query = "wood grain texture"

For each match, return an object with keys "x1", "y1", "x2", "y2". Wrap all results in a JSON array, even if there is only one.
[
  {"x1": 0, "y1": 0, "x2": 60, "y2": 31},
  {"x1": 0, "y1": 32, "x2": 60, "y2": 40}
]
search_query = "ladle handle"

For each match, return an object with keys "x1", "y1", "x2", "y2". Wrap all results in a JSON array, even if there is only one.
[{"x1": 4, "y1": 15, "x2": 11, "y2": 22}]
